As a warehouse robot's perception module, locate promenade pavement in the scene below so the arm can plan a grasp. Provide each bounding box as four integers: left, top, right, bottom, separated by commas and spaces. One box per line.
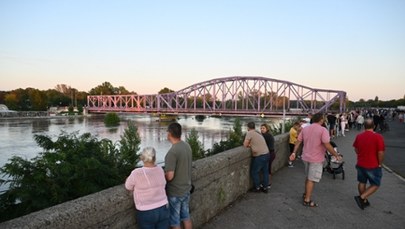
204, 121, 405, 229
382, 120, 405, 178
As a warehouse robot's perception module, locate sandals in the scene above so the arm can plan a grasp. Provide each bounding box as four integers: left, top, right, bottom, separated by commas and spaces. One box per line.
303, 200, 319, 207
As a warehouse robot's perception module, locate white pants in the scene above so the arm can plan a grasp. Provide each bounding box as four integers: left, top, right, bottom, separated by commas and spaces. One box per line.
341, 122, 346, 136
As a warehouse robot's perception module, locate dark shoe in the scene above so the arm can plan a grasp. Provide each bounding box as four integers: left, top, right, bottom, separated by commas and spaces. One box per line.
303, 200, 318, 207
364, 199, 370, 207
354, 196, 365, 210
262, 188, 268, 194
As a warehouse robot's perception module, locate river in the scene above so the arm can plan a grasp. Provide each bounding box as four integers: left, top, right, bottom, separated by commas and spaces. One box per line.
0, 114, 281, 169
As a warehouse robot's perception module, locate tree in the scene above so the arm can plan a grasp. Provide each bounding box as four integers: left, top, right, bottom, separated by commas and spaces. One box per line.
89, 82, 116, 95
186, 129, 205, 160
0, 124, 141, 222
104, 113, 120, 126
55, 84, 72, 95
118, 121, 141, 174
28, 88, 47, 110
45, 89, 70, 107
4, 93, 18, 110
207, 118, 244, 156
158, 87, 175, 94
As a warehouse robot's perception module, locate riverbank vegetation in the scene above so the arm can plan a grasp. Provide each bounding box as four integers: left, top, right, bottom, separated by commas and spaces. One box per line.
0, 121, 141, 222
0, 82, 134, 112
104, 112, 120, 127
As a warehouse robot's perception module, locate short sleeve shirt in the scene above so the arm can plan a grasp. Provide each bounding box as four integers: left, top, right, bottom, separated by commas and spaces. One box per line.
353, 131, 385, 169
298, 123, 330, 163
245, 130, 269, 157
289, 127, 298, 144
164, 140, 192, 197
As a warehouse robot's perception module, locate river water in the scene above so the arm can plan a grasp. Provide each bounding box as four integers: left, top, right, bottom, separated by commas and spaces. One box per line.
0, 115, 281, 168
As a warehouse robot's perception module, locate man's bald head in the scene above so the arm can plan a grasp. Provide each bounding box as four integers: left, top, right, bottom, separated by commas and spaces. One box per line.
364, 119, 375, 130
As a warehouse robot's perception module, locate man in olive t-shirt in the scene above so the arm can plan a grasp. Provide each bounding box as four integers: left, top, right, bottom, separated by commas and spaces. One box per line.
165, 123, 193, 229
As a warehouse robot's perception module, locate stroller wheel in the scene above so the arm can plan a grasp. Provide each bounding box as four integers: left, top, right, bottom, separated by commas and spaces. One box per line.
342, 170, 345, 180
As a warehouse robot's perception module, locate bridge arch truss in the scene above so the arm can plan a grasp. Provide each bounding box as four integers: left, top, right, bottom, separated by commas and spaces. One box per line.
87, 76, 346, 116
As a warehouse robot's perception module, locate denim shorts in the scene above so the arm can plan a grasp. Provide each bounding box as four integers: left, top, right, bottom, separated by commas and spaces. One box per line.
356, 166, 382, 186
168, 193, 190, 227
136, 205, 169, 229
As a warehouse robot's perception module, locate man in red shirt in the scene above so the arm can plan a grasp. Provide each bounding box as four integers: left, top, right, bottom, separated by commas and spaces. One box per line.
353, 119, 385, 210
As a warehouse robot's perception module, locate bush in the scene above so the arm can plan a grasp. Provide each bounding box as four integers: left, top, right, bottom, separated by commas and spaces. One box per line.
77, 105, 83, 114
0, 124, 141, 222
118, 121, 141, 173
68, 105, 74, 115
207, 118, 244, 156
269, 118, 298, 135
186, 128, 205, 161
104, 112, 120, 127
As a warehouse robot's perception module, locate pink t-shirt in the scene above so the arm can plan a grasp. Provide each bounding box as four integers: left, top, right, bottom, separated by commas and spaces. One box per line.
298, 123, 330, 163
125, 166, 168, 211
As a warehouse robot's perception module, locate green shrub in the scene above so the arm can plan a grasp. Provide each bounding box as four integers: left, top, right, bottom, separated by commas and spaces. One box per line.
77, 105, 83, 114
104, 112, 120, 127
68, 105, 74, 115
187, 128, 205, 161
207, 118, 244, 156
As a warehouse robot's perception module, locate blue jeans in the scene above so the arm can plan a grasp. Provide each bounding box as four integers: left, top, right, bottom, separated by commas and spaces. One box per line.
136, 205, 169, 229
251, 153, 270, 189
168, 193, 191, 227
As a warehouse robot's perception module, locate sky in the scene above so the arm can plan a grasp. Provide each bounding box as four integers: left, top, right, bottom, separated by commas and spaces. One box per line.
1, 0, 404, 101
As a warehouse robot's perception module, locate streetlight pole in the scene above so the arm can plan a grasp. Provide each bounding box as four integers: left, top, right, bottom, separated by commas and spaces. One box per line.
282, 94, 286, 133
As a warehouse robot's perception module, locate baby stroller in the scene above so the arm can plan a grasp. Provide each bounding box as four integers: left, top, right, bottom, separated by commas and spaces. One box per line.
324, 141, 345, 180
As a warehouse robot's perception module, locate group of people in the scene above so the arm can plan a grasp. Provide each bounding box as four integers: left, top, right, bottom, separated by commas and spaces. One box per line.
288, 113, 385, 209
125, 123, 192, 229
124, 111, 386, 229
243, 122, 276, 193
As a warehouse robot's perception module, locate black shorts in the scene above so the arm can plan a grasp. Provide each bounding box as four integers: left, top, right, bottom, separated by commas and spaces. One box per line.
329, 122, 335, 130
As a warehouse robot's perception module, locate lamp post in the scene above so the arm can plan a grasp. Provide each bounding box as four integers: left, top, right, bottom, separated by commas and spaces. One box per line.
282, 95, 286, 133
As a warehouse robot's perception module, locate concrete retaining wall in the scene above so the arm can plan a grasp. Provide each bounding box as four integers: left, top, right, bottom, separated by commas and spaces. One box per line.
0, 133, 289, 229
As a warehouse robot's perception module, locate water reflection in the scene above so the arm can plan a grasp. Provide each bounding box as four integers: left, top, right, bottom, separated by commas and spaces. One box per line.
32, 119, 50, 133
0, 115, 279, 168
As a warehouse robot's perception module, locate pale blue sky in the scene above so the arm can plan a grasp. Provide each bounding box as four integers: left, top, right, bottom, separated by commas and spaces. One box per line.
1, 0, 404, 100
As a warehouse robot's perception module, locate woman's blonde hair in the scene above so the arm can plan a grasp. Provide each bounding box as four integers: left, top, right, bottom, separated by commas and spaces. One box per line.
261, 123, 270, 133
140, 147, 156, 163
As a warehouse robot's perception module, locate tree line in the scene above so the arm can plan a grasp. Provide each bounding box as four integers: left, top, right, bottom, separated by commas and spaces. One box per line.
1, 82, 404, 111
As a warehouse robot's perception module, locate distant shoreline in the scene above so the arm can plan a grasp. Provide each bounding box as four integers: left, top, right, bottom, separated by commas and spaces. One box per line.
0, 114, 91, 121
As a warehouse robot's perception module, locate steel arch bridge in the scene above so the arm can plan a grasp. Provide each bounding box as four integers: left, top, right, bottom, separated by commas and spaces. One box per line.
87, 76, 346, 116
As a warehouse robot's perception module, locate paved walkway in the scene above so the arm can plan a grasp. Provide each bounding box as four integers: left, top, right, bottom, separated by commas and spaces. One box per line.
204, 121, 405, 229
382, 120, 405, 177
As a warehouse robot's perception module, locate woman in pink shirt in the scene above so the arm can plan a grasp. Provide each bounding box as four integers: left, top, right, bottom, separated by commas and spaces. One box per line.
125, 147, 169, 229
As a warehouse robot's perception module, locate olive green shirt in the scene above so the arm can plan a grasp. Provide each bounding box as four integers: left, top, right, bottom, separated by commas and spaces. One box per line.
164, 140, 192, 197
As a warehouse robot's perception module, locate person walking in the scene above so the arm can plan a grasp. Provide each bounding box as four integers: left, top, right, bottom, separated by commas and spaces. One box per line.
356, 113, 365, 130
327, 113, 337, 138
353, 119, 385, 210
260, 123, 275, 189
244, 122, 270, 193
289, 113, 341, 207
165, 123, 193, 229
288, 122, 301, 167
125, 147, 169, 229
340, 114, 347, 137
